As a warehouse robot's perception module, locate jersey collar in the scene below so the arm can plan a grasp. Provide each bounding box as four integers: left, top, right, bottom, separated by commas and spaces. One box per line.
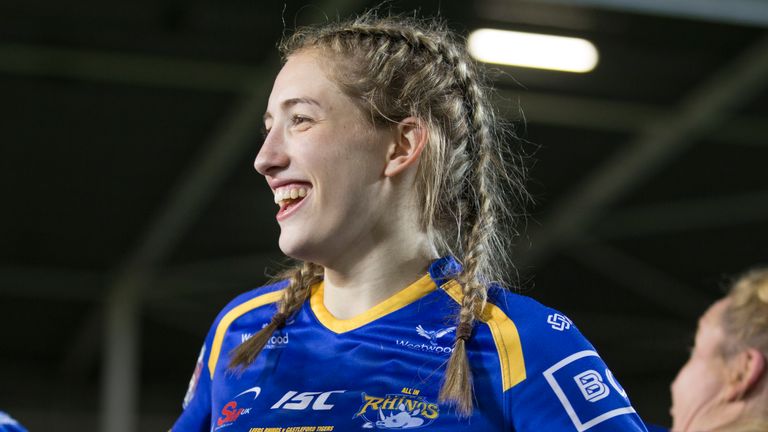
308, 257, 459, 334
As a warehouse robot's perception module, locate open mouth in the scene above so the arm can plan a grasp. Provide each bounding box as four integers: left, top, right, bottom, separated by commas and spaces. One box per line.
273, 185, 310, 220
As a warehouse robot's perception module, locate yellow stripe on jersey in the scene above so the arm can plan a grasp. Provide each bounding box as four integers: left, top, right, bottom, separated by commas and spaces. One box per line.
208, 289, 284, 379
310, 273, 437, 333
442, 280, 526, 391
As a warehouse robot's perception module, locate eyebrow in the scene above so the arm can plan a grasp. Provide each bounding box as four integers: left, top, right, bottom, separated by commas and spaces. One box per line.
263, 97, 322, 122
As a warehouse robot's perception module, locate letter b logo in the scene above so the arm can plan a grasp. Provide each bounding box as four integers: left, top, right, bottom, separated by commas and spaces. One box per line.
573, 370, 610, 402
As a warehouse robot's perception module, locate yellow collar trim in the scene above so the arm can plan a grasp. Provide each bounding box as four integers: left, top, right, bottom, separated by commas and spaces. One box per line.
309, 273, 437, 333
208, 289, 284, 379
442, 280, 526, 391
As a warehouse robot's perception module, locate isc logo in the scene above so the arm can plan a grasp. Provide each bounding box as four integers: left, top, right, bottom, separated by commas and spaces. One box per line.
271, 390, 346, 411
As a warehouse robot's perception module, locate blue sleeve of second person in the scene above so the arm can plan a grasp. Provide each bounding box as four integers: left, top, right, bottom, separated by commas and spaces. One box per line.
171, 333, 214, 431
0, 411, 28, 432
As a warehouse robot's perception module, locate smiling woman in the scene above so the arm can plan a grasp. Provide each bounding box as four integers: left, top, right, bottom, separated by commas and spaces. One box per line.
171, 12, 649, 432
256, 53, 398, 261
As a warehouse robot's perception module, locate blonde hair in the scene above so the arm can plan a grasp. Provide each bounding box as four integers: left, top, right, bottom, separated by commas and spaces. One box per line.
717, 268, 768, 427
230, 12, 528, 416
721, 268, 768, 360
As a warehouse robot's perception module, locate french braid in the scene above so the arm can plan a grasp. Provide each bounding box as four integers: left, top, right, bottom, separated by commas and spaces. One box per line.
236, 12, 528, 415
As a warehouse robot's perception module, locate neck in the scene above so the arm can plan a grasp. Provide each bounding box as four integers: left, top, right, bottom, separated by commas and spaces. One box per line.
321, 226, 435, 319
683, 400, 746, 432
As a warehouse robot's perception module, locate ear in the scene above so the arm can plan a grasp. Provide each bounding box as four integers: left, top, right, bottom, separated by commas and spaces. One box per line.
383, 117, 427, 178
724, 347, 766, 401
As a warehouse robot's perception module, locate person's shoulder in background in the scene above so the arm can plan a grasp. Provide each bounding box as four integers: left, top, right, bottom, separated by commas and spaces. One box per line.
0, 412, 28, 432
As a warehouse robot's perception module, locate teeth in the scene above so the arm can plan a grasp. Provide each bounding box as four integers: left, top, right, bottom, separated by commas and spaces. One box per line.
273, 187, 309, 205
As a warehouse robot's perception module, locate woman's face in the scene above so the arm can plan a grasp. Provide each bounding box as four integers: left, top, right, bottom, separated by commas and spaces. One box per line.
255, 51, 393, 265
670, 299, 730, 431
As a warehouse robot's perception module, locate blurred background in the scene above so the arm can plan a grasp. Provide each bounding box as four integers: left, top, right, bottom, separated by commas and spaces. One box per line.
1, 0, 767, 430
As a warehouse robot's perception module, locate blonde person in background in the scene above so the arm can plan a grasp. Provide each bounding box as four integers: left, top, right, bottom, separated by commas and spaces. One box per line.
671, 268, 768, 432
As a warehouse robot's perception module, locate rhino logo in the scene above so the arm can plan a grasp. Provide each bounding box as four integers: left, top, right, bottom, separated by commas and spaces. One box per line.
371, 403, 425, 429
356, 393, 439, 429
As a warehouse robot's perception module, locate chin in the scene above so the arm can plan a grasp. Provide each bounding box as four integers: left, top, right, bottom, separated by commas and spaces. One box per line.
278, 233, 322, 263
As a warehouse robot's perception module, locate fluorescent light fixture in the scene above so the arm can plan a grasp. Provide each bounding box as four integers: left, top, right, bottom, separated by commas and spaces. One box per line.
467, 28, 598, 73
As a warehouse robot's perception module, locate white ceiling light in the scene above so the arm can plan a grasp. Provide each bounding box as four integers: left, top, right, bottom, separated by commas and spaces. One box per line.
467, 28, 599, 73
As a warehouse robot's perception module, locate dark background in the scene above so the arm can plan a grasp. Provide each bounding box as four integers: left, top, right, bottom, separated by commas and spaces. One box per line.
1, 0, 767, 430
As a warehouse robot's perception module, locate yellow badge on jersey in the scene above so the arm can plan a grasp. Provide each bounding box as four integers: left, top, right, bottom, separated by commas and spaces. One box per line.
354, 391, 439, 429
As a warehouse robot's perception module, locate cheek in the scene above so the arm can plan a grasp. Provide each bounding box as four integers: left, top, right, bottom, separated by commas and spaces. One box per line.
671, 362, 694, 402
672, 358, 724, 407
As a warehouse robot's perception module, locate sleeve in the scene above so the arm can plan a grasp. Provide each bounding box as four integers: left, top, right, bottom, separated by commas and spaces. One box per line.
0, 412, 28, 432
507, 308, 649, 432
171, 325, 216, 432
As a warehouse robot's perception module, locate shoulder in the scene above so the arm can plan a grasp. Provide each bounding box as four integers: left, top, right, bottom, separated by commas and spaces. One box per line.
483, 286, 604, 380
204, 280, 288, 375
486, 285, 591, 355
211, 279, 288, 327
0, 412, 27, 432
444, 281, 592, 360
440, 281, 593, 390
484, 287, 647, 431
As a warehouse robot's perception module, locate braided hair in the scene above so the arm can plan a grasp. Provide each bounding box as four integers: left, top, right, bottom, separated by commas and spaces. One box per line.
230, 12, 528, 416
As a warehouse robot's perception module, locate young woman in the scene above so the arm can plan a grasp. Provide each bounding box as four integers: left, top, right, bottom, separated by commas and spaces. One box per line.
173, 13, 648, 431
670, 269, 768, 432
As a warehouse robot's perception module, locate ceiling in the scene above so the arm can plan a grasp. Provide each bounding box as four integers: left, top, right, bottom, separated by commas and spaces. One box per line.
1, 0, 767, 430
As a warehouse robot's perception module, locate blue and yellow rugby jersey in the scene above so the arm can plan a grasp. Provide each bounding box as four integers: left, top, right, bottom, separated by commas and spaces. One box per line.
173, 257, 648, 431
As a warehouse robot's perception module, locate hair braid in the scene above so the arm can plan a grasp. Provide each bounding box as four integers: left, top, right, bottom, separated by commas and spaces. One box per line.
438, 48, 504, 415
228, 262, 323, 369
333, 20, 512, 415
278, 12, 530, 417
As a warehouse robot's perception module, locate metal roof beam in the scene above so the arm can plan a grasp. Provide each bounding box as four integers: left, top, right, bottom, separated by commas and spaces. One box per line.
2, 43, 766, 146
516, 35, 768, 267
564, 237, 712, 319
595, 190, 768, 239
532, 0, 768, 27
0, 43, 264, 92
495, 91, 768, 146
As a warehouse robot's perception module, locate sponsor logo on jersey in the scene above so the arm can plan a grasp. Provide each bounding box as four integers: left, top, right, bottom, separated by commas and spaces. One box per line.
241, 320, 292, 349
215, 386, 261, 430
355, 392, 439, 429
547, 313, 572, 331
394, 325, 455, 354
415, 325, 456, 346
183, 344, 206, 408
574, 370, 610, 402
543, 350, 635, 432
271, 390, 346, 411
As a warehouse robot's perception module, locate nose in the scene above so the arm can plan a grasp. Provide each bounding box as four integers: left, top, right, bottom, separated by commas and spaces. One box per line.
254, 128, 289, 176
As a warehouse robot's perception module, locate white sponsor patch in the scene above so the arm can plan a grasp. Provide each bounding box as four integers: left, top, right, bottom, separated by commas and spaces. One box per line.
543, 350, 635, 432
